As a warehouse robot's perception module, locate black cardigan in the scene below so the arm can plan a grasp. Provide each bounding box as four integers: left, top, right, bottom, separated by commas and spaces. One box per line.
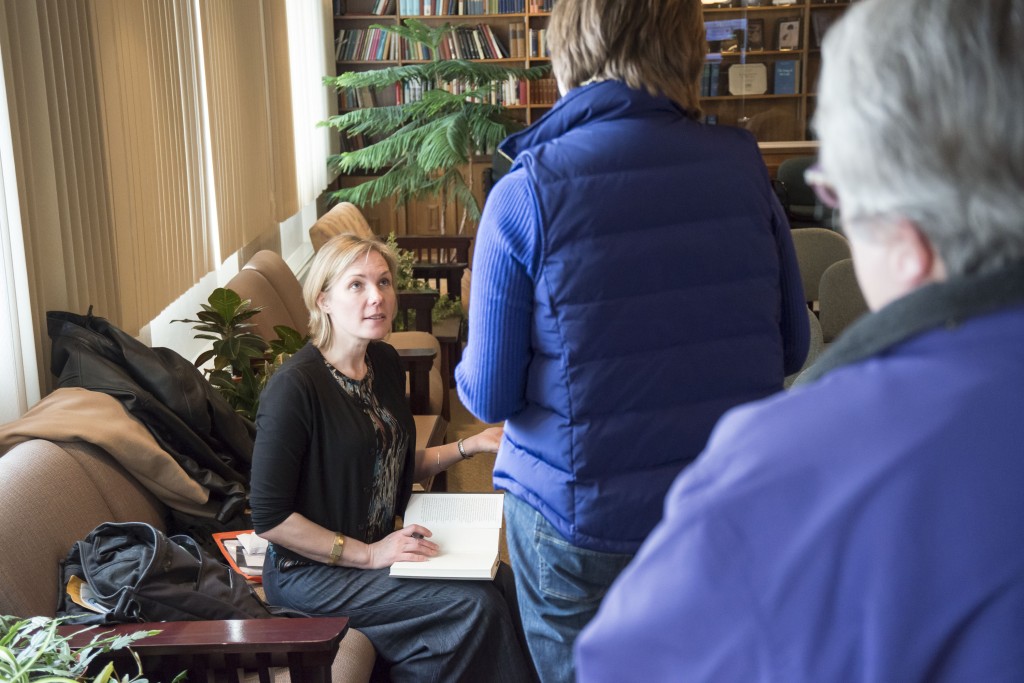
249, 341, 416, 562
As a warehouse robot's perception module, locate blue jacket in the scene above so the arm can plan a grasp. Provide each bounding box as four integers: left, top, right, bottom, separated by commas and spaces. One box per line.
576, 263, 1024, 680
456, 81, 808, 553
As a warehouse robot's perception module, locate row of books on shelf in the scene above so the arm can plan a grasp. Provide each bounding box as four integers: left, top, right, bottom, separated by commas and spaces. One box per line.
337, 27, 401, 61
531, 77, 558, 106
701, 59, 801, 97
528, 27, 549, 58
336, 24, 510, 61
332, 0, 393, 15
491, 24, 550, 59
334, 0, 555, 17
444, 24, 509, 60
398, 0, 528, 14
343, 76, 557, 111
394, 76, 528, 106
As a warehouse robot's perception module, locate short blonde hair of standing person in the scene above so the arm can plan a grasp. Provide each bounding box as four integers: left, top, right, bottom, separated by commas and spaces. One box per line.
547, 0, 706, 117
303, 233, 398, 349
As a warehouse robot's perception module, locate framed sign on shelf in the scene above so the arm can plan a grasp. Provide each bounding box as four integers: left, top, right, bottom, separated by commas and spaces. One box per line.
746, 18, 765, 50
776, 16, 802, 51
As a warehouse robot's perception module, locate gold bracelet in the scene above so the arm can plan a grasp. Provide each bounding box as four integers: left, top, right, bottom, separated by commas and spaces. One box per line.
327, 532, 345, 566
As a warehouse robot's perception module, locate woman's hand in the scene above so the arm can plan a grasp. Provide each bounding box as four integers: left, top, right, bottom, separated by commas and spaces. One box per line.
364, 524, 439, 569
463, 426, 504, 456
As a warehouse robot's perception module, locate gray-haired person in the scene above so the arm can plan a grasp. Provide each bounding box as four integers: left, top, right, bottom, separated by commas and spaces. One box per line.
576, 0, 1024, 680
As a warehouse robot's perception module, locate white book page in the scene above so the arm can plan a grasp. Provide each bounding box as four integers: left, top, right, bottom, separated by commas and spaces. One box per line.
391, 493, 504, 579
403, 492, 504, 529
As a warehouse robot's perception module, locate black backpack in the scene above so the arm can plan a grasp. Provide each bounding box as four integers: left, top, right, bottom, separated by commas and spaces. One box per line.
59, 522, 271, 624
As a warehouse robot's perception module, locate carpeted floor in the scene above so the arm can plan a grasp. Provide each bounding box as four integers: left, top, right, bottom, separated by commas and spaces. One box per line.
444, 388, 501, 494
442, 388, 510, 563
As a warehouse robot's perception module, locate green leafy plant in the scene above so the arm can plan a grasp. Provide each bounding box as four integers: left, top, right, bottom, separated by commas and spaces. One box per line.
323, 19, 548, 234
174, 288, 308, 421
431, 293, 464, 324
0, 615, 180, 683
386, 232, 428, 292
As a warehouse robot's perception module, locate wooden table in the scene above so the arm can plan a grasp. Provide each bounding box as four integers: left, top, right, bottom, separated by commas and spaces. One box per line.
61, 617, 349, 683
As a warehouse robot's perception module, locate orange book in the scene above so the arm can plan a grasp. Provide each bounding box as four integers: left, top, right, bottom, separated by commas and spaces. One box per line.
212, 530, 266, 583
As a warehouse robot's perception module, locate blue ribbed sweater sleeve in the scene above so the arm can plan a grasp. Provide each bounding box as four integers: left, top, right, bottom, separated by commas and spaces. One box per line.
455, 169, 539, 424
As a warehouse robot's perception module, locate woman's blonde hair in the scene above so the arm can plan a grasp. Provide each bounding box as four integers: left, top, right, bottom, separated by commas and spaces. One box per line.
303, 233, 398, 348
548, 0, 706, 116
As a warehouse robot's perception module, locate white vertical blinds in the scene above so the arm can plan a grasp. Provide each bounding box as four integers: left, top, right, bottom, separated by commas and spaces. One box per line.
197, 0, 278, 257
0, 23, 41, 422
90, 0, 212, 333
0, 0, 332, 407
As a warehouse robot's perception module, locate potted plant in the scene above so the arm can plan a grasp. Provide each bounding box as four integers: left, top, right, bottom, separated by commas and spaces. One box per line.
173, 288, 307, 421
323, 19, 549, 234
0, 615, 176, 683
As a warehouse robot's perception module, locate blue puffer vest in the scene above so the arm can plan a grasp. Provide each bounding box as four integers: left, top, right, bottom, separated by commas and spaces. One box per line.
494, 81, 797, 553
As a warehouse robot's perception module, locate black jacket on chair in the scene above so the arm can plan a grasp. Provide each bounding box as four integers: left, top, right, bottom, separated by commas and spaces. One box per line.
47, 309, 253, 524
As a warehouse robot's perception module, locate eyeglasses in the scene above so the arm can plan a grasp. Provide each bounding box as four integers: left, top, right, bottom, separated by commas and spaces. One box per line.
803, 163, 840, 210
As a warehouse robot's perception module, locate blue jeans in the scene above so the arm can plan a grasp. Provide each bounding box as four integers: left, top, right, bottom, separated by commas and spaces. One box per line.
503, 493, 634, 683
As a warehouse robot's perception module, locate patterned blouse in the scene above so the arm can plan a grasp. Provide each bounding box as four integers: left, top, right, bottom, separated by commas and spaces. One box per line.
325, 356, 409, 541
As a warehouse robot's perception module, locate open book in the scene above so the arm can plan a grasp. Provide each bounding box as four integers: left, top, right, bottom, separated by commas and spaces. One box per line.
390, 492, 504, 580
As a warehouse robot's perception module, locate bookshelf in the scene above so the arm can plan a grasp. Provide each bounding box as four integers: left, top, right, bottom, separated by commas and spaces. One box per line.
700, 0, 856, 141
331, 0, 557, 235
333, 1, 557, 126
330, 0, 853, 235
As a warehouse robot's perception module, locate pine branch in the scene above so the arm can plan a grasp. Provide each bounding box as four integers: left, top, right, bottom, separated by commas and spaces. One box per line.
325, 61, 549, 91
444, 169, 483, 221
321, 105, 416, 136
322, 18, 550, 228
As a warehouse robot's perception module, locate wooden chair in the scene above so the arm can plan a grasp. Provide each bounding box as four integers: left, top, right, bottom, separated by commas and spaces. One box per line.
395, 290, 439, 334
393, 235, 472, 299
393, 236, 471, 386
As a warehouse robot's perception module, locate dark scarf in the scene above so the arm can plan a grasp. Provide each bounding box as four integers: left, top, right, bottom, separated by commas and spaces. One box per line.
795, 261, 1024, 385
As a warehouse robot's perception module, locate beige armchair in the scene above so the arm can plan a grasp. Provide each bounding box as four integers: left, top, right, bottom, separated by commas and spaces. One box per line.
309, 202, 375, 252
225, 250, 309, 342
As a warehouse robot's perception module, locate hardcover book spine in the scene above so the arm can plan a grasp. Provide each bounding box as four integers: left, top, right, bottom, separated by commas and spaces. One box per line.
773, 59, 800, 94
